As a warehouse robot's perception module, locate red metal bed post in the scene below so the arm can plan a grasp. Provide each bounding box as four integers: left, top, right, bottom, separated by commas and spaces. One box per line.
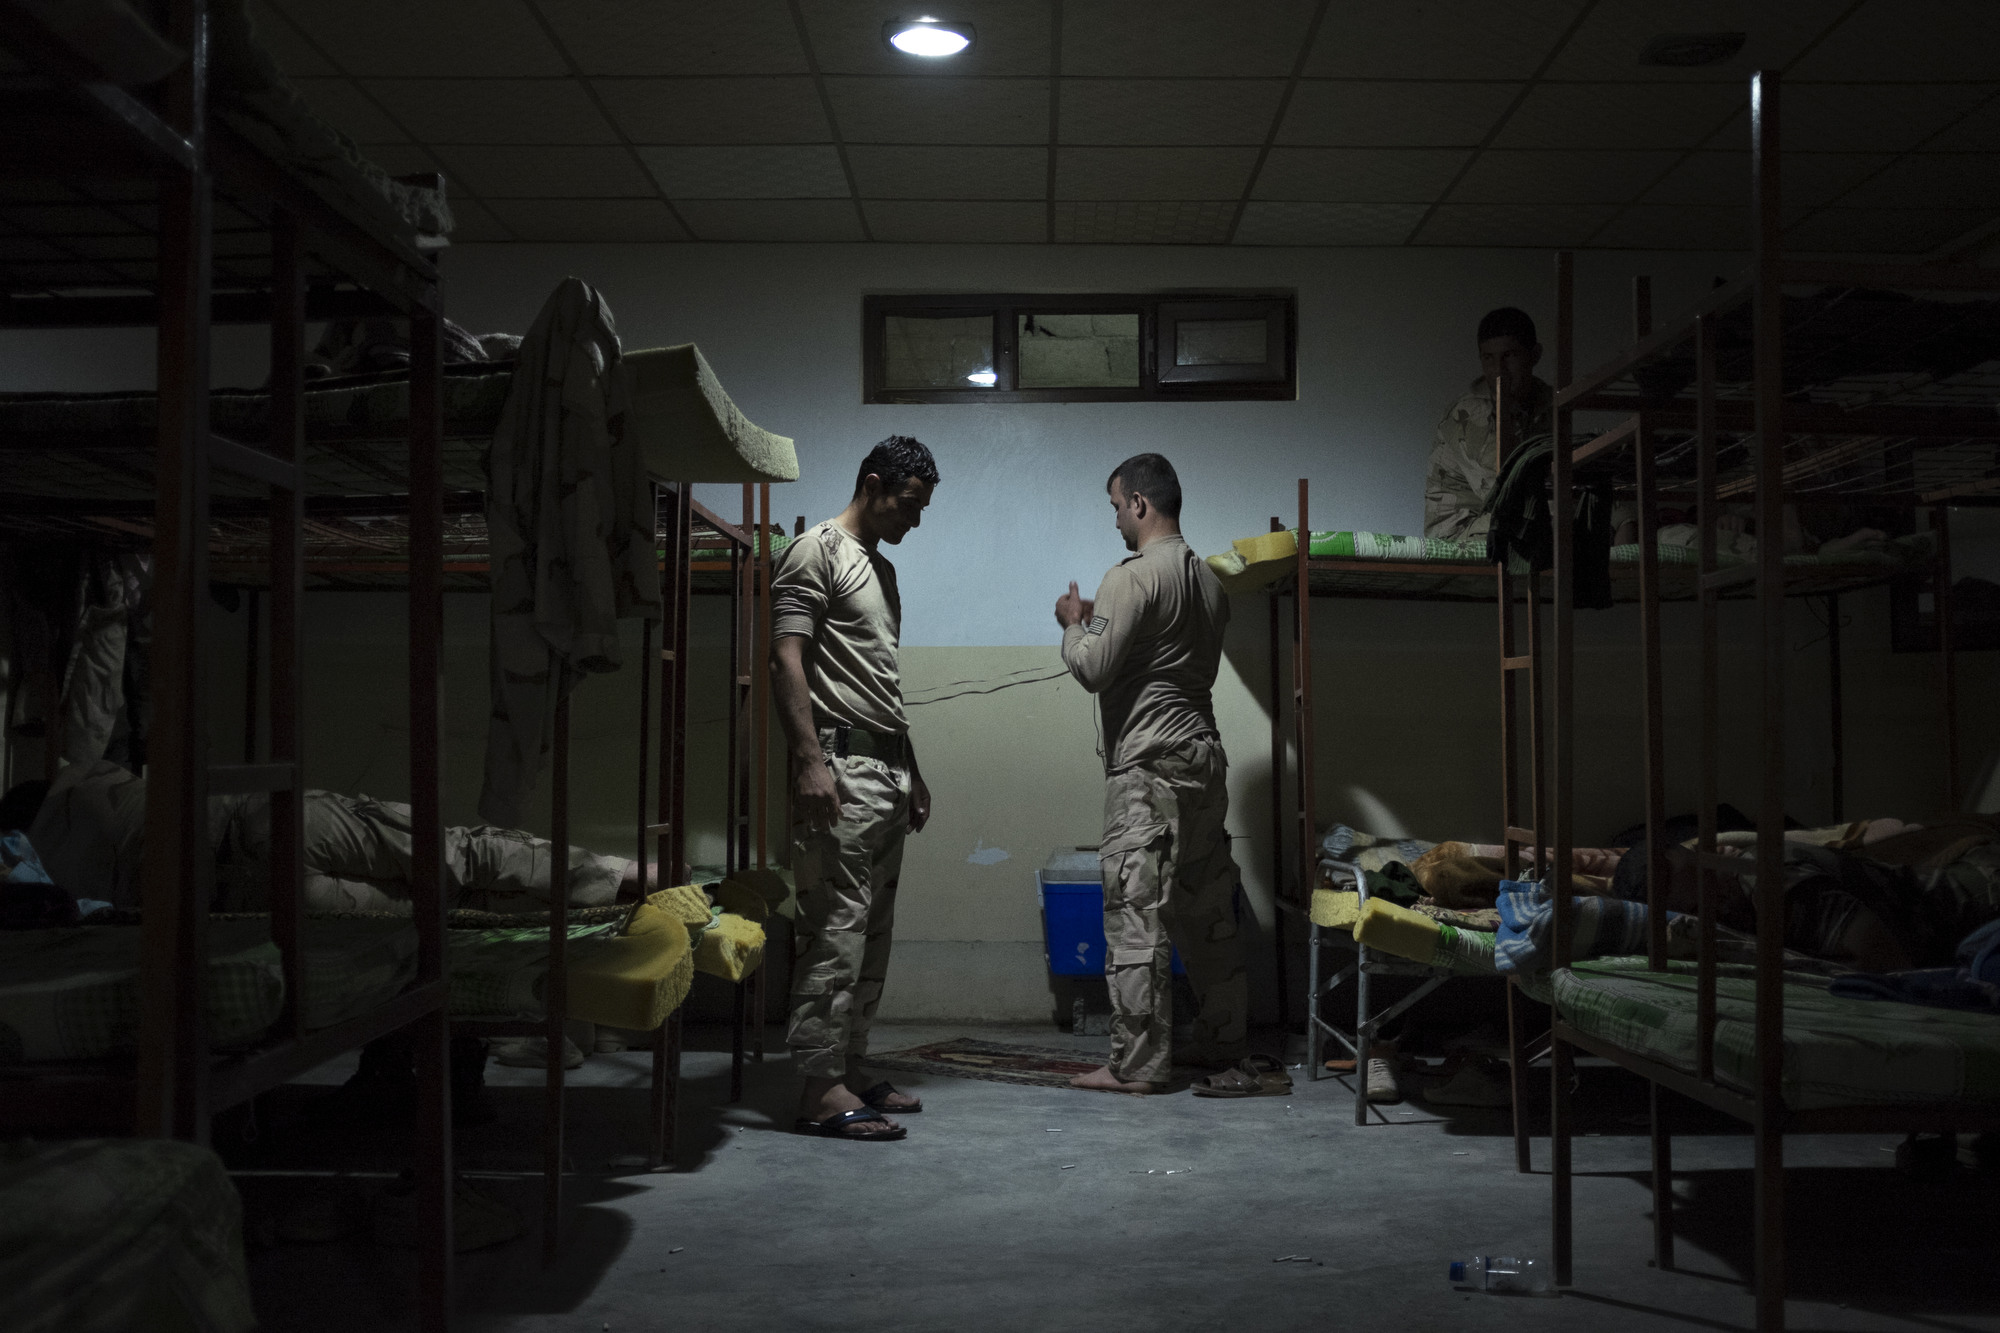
135, 0, 213, 1143
1549, 248, 1577, 1288
1495, 380, 1536, 1175
728, 484, 752, 1102
1267, 517, 1290, 1033
1695, 315, 1720, 1088
1633, 276, 1675, 1273
408, 300, 454, 1325
269, 211, 305, 1046
1750, 68, 1790, 1332
754, 481, 773, 1058
1292, 481, 1314, 923
644, 483, 674, 1172
1934, 506, 1959, 809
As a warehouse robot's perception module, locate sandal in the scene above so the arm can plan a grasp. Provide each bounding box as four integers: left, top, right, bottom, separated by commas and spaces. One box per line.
859, 1081, 922, 1114
794, 1107, 907, 1141
1191, 1054, 1294, 1099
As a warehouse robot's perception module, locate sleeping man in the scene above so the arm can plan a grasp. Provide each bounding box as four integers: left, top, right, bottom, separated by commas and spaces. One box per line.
8, 760, 640, 916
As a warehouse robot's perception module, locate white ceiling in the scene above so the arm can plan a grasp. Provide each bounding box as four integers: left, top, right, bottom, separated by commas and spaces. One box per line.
251, 0, 2000, 252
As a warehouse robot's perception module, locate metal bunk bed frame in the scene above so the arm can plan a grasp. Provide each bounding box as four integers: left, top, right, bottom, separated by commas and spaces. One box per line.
0, 1, 452, 1326
1531, 70, 2000, 1332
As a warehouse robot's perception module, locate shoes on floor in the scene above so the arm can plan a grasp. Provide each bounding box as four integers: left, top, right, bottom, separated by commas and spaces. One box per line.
1364, 1045, 1402, 1103
490, 1036, 586, 1070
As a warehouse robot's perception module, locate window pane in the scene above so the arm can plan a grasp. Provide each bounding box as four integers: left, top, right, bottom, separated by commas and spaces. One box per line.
1175, 317, 1268, 367
883, 313, 995, 389
1018, 312, 1140, 388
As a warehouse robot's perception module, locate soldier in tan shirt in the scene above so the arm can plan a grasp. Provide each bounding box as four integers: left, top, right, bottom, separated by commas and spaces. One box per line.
1055, 453, 1248, 1094
772, 435, 937, 1141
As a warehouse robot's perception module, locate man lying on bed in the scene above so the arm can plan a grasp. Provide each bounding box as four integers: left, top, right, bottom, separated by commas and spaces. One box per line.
5, 759, 645, 917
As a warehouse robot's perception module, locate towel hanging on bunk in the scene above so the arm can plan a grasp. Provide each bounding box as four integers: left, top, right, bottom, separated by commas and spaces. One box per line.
1482, 433, 1615, 611
479, 277, 660, 828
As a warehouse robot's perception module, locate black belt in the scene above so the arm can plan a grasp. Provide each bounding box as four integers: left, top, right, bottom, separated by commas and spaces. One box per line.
818, 723, 907, 765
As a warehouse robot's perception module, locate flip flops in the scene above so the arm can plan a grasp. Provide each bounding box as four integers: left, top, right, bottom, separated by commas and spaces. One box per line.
1191, 1054, 1294, 1098
794, 1107, 907, 1141
859, 1081, 922, 1114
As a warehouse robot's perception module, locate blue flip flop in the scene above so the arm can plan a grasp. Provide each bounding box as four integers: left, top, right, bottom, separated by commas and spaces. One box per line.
860, 1081, 923, 1114
795, 1107, 907, 1140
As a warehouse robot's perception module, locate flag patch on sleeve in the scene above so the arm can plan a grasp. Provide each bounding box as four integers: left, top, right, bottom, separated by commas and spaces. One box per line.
1087, 615, 1109, 635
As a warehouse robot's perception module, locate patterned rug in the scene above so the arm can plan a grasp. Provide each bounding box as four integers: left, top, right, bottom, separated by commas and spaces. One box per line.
859, 1038, 1107, 1089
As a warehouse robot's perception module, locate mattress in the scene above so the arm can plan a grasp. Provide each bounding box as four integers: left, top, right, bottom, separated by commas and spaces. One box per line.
1553, 956, 2000, 1110
692, 913, 766, 984
0, 903, 694, 1064
0, 1138, 255, 1333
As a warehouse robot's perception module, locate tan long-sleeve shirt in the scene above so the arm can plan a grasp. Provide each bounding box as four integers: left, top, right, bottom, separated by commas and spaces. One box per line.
1061, 535, 1230, 772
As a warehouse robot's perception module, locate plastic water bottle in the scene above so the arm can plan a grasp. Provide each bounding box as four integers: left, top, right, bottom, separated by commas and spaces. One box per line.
1449, 1255, 1552, 1295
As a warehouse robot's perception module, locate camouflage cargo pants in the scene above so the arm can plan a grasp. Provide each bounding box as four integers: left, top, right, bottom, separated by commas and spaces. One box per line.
211, 791, 632, 914
1101, 737, 1247, 1085
787, 741, 910, 1080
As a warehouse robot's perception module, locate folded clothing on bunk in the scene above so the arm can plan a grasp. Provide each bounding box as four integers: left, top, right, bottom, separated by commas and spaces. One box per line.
1493, 882, 1693, 975
1483, 434, 1616, 610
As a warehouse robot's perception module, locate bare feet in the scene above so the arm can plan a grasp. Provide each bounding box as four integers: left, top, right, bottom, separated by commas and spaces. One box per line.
800, 1076, 902, 1138
1069, 1065, 1158, 1095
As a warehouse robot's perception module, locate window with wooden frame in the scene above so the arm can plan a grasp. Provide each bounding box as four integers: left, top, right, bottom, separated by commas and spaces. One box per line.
862, 292, 1296, 404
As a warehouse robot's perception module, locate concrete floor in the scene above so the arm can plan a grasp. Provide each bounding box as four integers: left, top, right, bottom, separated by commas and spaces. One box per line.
234, 1023, 2000, 1332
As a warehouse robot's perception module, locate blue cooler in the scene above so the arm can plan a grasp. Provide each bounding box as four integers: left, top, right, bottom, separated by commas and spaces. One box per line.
1038, 849, 1185, 977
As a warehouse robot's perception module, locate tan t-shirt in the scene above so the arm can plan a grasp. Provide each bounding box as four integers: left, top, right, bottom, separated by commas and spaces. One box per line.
1060, 534, 1229, 771
770, 520, 907, 735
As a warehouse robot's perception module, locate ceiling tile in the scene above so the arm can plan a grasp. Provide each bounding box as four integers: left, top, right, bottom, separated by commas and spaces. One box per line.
1054, 147, 1258, 201
595, 77, 829, 143
828, 77, 1050, 144
1541, 0, 1852, 82
862, 201, 1047, 242
803, 0, 1054, 77
290, 78, 411, 143
676, 199, 865, 241
483, 199, 690, 242
245, 2, 338, 76
1925, 94, 2000, 153
846, 146, 1047, 199
1062, 0, 1321, 77
364, 79, 617, 144
350, 144, 444, 178
1054, 200, 1236, 244
638, 145, 849, 198
1840, 155, 2000, 211
1056, 79, 1285, 146
269, 0, 567, 76
445, 199, 515, 242
1770, 83, 1995, 155
1452, 149, 1680, 203
1234, 202, 1426, 245
1413, 203, 1619, 246
1639, 151, 1895, 210
1304, 0, 1582, 79
433, 146, 656, 199
1494, 82, 1743, 150
1590, 204, 1747, 250
1784, 207, 1995, 255
1252, 148, 1470, 202
537, 0, 807, 76
1790, 0, 2000, 80
1278, 82, 1521, 147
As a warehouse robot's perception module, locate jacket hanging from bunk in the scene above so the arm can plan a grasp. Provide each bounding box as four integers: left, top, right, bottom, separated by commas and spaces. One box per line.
479, 277, 660, 828
1481, 432, 1615, 611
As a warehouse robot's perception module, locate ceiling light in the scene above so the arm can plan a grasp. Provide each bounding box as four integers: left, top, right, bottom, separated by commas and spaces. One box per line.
965, 369, 998, 386
885, 18, 973, 58
1638, 31, 1746, 67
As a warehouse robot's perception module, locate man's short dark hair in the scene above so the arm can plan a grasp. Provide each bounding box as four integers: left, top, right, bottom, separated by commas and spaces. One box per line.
1107, 453, 1182, 520
1477, 306, 1538, 348
854, 435, 940, 497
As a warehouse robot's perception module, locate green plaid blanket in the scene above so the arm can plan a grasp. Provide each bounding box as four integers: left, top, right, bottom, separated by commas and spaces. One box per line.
1553, 956, 2000, 1110
446, 919, 628, 1020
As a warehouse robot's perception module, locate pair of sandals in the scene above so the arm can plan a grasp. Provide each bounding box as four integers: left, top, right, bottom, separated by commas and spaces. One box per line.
1190, 1054, 1293, 1098
795, 1082, 922, 1141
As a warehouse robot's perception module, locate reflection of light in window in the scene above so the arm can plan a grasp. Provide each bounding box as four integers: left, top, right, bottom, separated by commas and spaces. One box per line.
888, 20, 972, 57
965, 369, 998, 385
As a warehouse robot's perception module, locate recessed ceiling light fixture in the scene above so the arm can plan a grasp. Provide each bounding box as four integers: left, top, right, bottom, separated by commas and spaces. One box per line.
885, 17, 973, 58
1638, 31, 1746, 67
